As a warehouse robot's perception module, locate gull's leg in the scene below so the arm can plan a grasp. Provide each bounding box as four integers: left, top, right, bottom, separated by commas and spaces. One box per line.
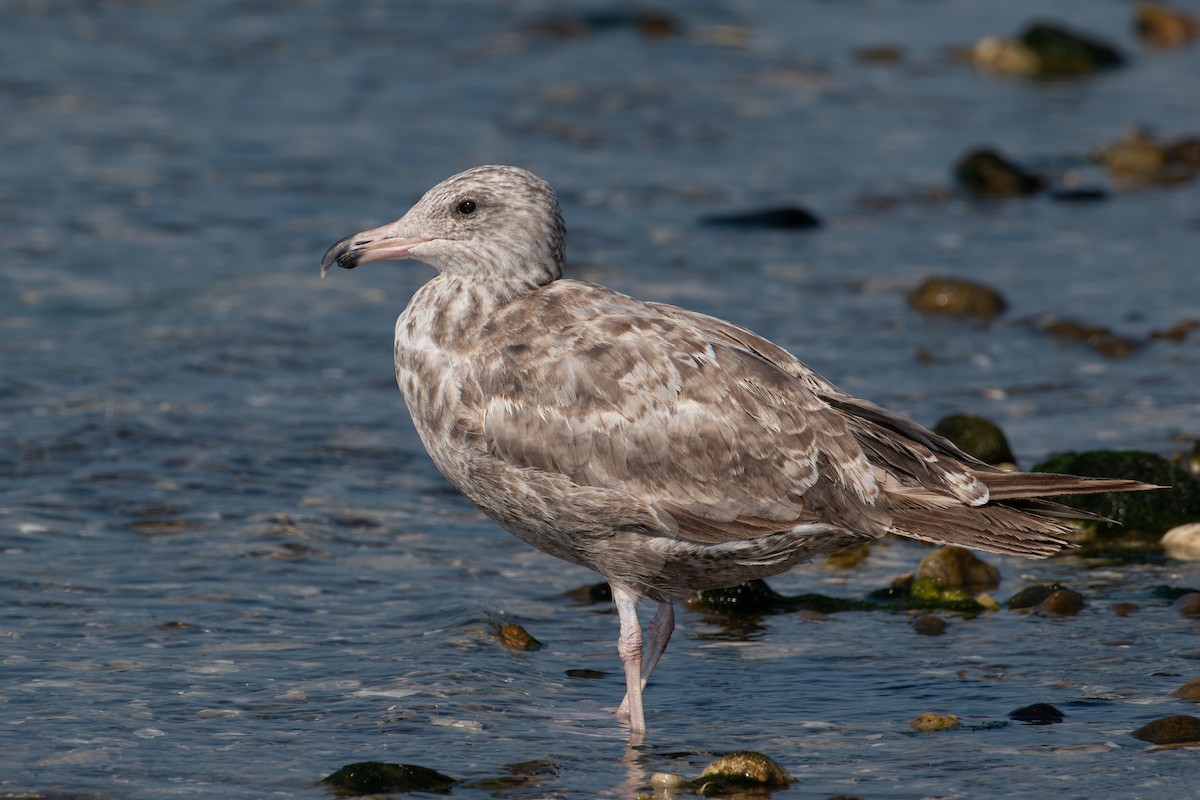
617, 601, 674, 717
610, 584, 646, 734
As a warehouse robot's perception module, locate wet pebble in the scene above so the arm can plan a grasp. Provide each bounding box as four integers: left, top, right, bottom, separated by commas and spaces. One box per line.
911, 712, 960, 731
1007, 583, 1069, 609
932, 414, 1016, 466
321, 762, 457, 795
917, 546, 1000, 590
1131, 714, 1200, 745
1114, 602, 1141, 617
565, 668, 607, 679
1162, 523, 1200, 561
1171, 592, 1200, 618
954, 149, 1044, 197
907, 276, 1007, 318
1136, 3, 1200, 48
1021, 22, 1126, 77
695, 751, 793, 794
1092, 127, 1200, 186
528, 10, 682, 39
1009, 703, 1066, 724
700, 206, 821, 230
913, 615, 948, 636
1039, 588, 1086, 616
650, 772, 688, 789
495, 623, 543, 651
1173, 678, 1200, 701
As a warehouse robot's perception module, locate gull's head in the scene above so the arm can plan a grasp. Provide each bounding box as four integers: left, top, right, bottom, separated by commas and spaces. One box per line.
321, 165, 565, 289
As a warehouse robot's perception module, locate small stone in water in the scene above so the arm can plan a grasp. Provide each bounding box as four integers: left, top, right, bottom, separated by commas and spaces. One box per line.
1172, 593, 1200, 618
932, 414, 1016, 466
1172, 678, 1200, 701
954, 149, 1044, 198
907, 276, 1008, 318
495, 623, 543, 651
695, 751, 794, 793
1162, 523, 1200, 561
913, 615, 948, 636
1113, 602, 1140, 617
565, 668, 607, 679
911, 712, 960, 731
1007, 583, 1069, 609
1131, 714, 1200, 745
1009, 703, 1066, 724
321, 762, 457, 795
1039, 588, 1086, 616
700, 206, 822, 230
651, 772, 688, 789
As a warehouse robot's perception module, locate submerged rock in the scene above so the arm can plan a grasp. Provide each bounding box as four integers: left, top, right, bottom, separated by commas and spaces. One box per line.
1136, 3, 1200, 48
1032, 316, 1137, 358
908, 277, 1008, 319
700, 206, 821, 230
911, 712, 960, 731
954, 149, 1044, 197
528, 10, 682, 39
322, 762, 456, 795
918, 546, 1001, 589
1131, 715, 1200, 745
1092, 127, 1200, 186
913, 615, 948, 636
972, 21, 1125, 78
1009, 703, 1066, 724
695, 751, 794, 795
932, 414, 1016, 466
1007, 584, 1071, 609
687, 579, 872, 614
1033, 450, 1200, 533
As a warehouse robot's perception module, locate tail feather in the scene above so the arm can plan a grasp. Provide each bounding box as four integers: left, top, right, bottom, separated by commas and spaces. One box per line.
979, 470, 1160, 501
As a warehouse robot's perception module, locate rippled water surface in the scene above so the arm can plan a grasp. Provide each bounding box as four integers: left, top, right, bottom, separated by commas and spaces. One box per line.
3, 1, 1200, 797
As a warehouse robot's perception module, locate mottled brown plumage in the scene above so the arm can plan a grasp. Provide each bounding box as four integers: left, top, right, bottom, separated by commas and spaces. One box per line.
321, 165, 1154, 736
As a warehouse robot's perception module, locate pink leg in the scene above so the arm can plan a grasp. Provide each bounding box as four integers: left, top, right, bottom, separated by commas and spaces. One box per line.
610, 585, 646, 734
617, 601, 675, 718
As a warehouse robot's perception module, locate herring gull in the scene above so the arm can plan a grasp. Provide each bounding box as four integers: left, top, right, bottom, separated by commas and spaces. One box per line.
321, 165, 1154, 736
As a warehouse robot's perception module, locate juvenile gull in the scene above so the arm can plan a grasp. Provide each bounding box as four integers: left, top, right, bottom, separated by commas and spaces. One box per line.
321, 165, 1153, 736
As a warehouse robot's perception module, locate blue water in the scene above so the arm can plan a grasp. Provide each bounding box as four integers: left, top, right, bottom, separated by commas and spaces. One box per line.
3, 1, 1199, 797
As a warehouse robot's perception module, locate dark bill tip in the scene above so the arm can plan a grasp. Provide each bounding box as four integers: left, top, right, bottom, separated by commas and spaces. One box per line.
319, 236, 362, 277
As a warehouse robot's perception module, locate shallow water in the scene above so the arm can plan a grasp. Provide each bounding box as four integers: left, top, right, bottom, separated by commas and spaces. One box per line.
3, 1, 1200, 797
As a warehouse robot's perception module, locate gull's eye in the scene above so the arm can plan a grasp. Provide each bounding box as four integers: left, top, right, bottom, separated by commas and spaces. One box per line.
457, 199, 477, 215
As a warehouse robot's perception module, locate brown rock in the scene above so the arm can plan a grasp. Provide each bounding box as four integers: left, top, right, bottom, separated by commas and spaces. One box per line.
918, 545, 1001, 589
696, 751, 793, 793
1172, 678, 1200, 701
908, 276, 1008, 318
911, 712, 960, 731
1039, 588, 1086, 616
495, 623, 543, 651
1131, 714, 1200, 744
1172, 592, 1200, 618
913, 615, 948, 636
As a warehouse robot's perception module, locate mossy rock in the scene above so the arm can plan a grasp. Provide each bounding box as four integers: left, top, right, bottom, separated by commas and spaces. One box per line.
694, 751, 793, 795
933, 414, 1015, 465
1032, 450, 1200, 533
1018, 22, 1125, 77
908, 277, 1008, 318
322, 762, 456, 795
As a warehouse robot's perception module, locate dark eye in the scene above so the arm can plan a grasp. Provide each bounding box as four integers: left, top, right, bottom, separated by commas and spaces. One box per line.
457, 199, 476, 215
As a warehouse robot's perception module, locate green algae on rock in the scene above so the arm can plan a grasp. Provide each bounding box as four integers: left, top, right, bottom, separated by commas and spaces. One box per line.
1032, 450, 1198, 533
695, 751, 794, 795
1131, 715, 1200, 745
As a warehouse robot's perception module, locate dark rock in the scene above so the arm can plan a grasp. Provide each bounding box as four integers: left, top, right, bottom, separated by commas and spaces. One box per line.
913, 615, 948, 636
918, 546, 1001, 589
1048, 186, 1109, 202
1009, 703, 1066, 724
1039, 588, 1086, 615
495, 623, 543, 651
855, 44, 905, 64
1032, 450, 1200, 534
1007, 583, 1069, 609
1167, 137, 1200, 168
908, 277, 1008, 319
1173, 678, 1200, 701
565, 582, 611, 604
932, 414, 1015, 465
687, 579, 872, 614
529, 10, 682, 39
1172, 592, 1200, 617
694, 751, 793, 795
955, 149, 1044, 197
1114, 602, 1141, 616
1018, 22, 1126, 77
322, 762, 456, 795
1131, 714, 1200, 744
910, 712, 960, 731
565, 668, 607, 679
1172, 440, 1200, 479
701, 206, 821, 230
1032, 316, 1137, 358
